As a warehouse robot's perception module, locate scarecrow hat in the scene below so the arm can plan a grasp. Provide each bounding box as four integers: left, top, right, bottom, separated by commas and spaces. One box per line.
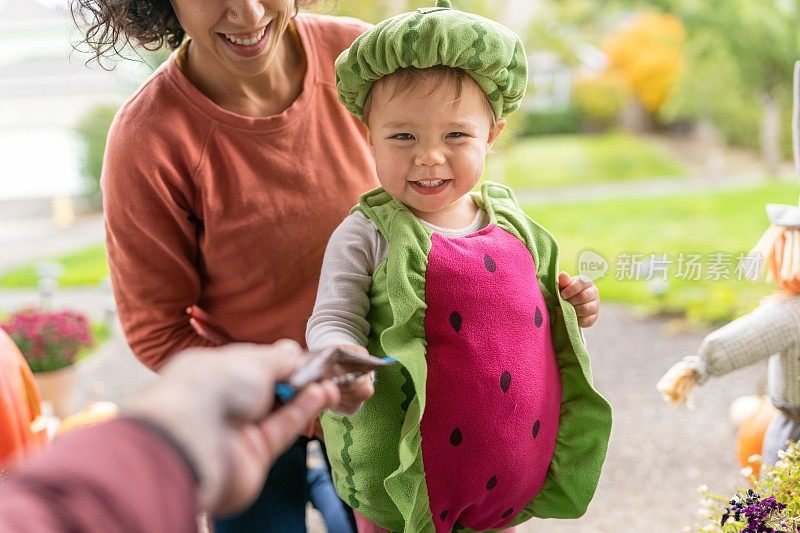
334, 0, 528, 121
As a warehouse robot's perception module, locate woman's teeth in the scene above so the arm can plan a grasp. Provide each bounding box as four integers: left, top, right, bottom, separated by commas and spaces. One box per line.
223, 28, 266, 46
415, 179, 445, 187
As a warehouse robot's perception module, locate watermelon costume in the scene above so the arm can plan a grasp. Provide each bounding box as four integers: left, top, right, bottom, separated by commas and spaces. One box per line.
320, 182, 612, 532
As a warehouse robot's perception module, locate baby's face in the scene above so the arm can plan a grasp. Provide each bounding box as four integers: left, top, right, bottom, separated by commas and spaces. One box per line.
366, 76, 503, 219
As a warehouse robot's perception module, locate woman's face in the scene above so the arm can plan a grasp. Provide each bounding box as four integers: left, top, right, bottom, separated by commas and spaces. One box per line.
170, 0, 295, 79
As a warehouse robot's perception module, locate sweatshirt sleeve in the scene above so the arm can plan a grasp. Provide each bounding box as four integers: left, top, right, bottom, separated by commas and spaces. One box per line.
306, 212, 383, 349
0, 419, 199, 533
102, 109, 215, 371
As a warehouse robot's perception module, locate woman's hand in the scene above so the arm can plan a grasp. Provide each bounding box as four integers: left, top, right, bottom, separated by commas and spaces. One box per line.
558, 272, 600, 328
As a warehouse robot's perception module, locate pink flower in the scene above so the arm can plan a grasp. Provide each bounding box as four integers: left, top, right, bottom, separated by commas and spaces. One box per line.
1, 308, 94, 372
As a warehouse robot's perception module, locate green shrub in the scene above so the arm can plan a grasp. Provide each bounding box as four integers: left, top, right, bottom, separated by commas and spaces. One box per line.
518, 106, 583, 137
75, 105, 117, 202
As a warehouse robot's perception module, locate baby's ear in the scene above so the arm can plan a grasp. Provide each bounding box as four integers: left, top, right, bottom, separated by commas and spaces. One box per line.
487, 119, 507, 147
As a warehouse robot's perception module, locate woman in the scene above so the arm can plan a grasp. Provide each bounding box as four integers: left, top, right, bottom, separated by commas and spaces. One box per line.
72, 0, 376, 530
71, 0, 600, 530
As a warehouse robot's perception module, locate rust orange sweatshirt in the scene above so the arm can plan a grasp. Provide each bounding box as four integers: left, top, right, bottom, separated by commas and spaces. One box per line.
102, 14, 377, 370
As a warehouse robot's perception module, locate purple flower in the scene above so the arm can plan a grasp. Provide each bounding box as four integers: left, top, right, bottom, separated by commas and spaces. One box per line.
721, 492, 791, 533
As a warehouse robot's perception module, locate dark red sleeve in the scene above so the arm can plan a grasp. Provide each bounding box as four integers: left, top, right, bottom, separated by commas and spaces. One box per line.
0, 419, 199, 533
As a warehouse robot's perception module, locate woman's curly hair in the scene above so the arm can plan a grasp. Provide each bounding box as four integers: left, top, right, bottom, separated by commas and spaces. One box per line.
71, 0, 318, 65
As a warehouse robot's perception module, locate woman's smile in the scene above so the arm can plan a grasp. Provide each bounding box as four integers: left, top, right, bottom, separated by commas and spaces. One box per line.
218, 21, 273, 58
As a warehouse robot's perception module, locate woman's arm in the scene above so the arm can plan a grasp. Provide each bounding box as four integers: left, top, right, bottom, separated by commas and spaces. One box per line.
103, 113, 214, 371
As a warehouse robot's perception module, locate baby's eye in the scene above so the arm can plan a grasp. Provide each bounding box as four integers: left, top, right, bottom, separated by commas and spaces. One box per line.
391, 133, 414, 141
446, 131, 468, 139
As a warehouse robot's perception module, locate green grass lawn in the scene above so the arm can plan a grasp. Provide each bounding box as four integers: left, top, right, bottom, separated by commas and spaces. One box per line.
500, 133, 686, 189
0, 244, 108, 288
1, 181, 795, 325
525, 182, 799, 325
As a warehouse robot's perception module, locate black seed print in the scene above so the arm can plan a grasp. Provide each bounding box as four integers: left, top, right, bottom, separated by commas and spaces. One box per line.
534, 307, 543, 328
486, 475, 498, 490
440, 510, 449, 521
501, 508, 514, 519
532, 420, 541, 439
500, 371, 511, 393
483, 254, 497, 272
450, 311, 462, 333
450, 427, 463, 446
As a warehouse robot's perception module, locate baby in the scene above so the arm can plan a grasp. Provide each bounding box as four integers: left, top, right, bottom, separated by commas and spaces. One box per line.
307, 2, 612, 532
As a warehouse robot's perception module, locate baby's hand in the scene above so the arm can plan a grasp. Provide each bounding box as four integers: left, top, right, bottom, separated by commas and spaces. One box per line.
558, 272, 599, 327
331, 344, 375, 415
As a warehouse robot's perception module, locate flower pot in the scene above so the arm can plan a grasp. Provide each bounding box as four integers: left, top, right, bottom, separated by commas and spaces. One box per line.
33, 365, 76, 419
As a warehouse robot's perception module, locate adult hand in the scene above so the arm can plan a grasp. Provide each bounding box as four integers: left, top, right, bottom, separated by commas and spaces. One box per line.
124, 341, 340, 515
558, 272, 600, 327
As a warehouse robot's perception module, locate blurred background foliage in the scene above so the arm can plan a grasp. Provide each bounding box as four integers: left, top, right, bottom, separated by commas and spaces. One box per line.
601, 12, 683, 114
75, 105, 117, 206
77, 0, 800, 190
63, 0, 800, 324
309, 0, 800, 166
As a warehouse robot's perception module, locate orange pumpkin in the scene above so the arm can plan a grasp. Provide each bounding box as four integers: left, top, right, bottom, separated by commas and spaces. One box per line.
736, 396, 778, 478
0, 328, 48, 465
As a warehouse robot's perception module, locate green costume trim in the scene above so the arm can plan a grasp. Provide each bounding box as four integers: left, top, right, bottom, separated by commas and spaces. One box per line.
321, 182, 612, 532
334, 1, 527, 120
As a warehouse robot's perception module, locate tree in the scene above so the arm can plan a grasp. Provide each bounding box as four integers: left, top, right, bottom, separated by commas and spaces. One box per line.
312, 0, 506, 24
602, 12, 684, 114
644, 0, 800, 175
525, 0, 612, 67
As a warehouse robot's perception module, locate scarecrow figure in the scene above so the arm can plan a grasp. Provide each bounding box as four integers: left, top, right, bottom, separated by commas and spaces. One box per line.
658, 62, 800, 467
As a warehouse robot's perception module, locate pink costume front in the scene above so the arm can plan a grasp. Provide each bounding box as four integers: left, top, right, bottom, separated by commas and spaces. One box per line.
421, 226, 562, 531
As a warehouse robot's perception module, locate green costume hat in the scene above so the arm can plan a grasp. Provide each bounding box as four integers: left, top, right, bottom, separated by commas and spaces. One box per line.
335, 0, 528, 120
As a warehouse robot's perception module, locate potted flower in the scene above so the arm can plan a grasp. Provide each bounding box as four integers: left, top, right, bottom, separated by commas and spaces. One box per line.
694, 441, 800, 532
0, 309, 94, 418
